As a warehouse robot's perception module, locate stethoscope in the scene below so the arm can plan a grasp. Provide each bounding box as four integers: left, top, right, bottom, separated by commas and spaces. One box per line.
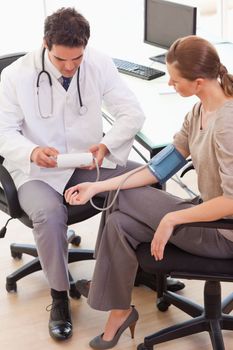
36, 47, 88, 118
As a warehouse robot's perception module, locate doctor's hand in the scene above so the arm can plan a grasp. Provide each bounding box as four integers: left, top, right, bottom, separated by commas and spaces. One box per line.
151, 214, 175, 261
65, 182, 98, 205
88, 143, 109, 170
31, 146, 59, 168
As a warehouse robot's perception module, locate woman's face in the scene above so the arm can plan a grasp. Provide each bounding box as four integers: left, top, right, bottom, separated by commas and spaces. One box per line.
167, 63, 199, 97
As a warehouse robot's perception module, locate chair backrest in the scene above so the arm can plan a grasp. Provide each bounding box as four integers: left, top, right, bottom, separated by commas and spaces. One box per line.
0, 52, 26, 76
0, 52, 30, 224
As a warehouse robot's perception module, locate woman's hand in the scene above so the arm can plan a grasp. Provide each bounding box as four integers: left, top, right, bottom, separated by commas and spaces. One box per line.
151, 215, 175, 261
64, 182, 97, 205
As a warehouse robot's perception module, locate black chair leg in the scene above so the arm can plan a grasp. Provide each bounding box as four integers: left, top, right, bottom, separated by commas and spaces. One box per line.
139, 316, 208, 348
138, 280, 232, 350
10, 243, 38, 259
221, 314, 233, 330
221, 292, 233, 314
68, 271, 81, 299
6, 247, 94, 295
137, 316, 228, 350
67, 248, 94, 263
134, 267, 185, 292
160, 290, 203, 317
209, 320, 225, 350
6, 257, 41, 292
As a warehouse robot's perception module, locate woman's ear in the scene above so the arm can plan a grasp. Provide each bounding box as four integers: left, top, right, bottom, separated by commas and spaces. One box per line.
195, 78, 205, 92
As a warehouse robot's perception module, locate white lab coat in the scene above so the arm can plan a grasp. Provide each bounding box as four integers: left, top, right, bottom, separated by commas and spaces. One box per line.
0, 47, 145, 194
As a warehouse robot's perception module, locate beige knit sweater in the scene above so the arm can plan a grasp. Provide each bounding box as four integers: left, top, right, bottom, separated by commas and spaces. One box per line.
173, 100, 233, 242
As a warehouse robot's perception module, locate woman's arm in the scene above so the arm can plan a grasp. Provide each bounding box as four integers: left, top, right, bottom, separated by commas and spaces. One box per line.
65, 144, 189, 205
151, 195, 233, 261
65, 165, 156, 205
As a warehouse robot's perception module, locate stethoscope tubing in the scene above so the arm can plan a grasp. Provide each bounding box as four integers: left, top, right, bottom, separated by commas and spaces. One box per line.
37, 47, 87, 118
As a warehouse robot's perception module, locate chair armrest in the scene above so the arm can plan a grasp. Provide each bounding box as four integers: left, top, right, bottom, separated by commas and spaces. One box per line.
178, 218, 233, 230
180, 160, 194, 178
0, 163, 23, 218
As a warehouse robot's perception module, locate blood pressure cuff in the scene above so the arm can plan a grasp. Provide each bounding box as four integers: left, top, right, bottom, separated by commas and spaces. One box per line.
147, 144, 187, 184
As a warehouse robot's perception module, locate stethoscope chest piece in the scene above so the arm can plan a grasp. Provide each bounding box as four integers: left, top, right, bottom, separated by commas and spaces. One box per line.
79, 105, 88, 115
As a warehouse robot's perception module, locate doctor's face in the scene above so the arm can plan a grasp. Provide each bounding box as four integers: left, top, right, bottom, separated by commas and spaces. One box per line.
46, 44, 85, 78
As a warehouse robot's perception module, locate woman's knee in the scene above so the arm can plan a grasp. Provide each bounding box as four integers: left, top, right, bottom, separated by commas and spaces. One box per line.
105, 211, 123, 233
104, 211, 138, 241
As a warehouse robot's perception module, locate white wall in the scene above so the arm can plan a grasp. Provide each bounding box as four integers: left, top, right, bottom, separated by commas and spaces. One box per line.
0, 0, 232, 56
0, 0, 44, 55
44, 0, 144, 57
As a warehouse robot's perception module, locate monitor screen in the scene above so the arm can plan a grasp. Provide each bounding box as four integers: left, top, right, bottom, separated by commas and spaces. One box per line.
144, 0, 197, 63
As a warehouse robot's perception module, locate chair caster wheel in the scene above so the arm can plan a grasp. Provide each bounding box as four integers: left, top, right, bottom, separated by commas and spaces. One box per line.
69, 289, 81, 299
137, 343, 153, 350
6, 280, 17, 293
11, 251, 22, 259
157, 297, 170, 312
70, 235, 81, 246
69, 282, 81, 299
67, 229, 81, 246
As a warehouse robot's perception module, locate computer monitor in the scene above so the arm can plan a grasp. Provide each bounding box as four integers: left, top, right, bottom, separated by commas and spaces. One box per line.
144, 0, 197, 64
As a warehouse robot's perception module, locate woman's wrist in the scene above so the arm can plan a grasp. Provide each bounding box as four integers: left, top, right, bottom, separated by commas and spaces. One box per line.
161, 212, 179, 228
93, 181, 105, 195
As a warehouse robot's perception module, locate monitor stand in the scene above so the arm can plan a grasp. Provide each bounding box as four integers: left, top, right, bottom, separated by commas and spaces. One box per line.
149, 53, 166, 64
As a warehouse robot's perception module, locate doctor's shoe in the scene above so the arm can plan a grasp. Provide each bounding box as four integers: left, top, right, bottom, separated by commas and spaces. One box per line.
47, 298, 72, 341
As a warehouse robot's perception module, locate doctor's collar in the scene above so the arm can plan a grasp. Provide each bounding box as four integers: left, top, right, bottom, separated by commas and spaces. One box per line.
44, 48, 61, 80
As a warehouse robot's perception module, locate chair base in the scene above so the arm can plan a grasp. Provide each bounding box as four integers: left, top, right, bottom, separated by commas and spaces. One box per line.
6, 243, 94, 298
7, 243, 185, 297
138, 280, 233, 350
134, 266, 185, 292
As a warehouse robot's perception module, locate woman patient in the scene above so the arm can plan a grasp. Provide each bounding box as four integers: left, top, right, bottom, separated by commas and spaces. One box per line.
65, 36, 233, 349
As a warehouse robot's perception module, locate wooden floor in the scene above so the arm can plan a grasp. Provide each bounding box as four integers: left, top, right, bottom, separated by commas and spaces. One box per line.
0, 171, 233, 350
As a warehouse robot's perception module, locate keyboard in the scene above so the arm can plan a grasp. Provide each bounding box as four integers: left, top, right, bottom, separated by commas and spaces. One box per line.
113, 58, 165, 80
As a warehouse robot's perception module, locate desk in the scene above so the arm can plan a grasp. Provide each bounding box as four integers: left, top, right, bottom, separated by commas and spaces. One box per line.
103, 75, 196, 157
102, 41, 197, 157
117, 73, 196, 153
100, 40, 198, 156
103, 42, 233, 157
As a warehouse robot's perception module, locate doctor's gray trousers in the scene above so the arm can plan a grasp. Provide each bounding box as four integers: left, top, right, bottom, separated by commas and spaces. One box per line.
17, 161, 139, 291
87, 187, 233, 311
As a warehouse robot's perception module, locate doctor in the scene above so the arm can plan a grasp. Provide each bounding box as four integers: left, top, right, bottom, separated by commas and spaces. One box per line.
0, 7, 145, 341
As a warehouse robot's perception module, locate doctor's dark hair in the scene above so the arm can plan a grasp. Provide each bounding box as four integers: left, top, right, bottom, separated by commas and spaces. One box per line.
44, 7, 90, 50
166, 35, 233, 97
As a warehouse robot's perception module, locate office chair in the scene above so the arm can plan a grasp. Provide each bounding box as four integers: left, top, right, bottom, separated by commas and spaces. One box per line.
0, 52, 104, 298
136, 218, 233, 350
0, 153, 104, 297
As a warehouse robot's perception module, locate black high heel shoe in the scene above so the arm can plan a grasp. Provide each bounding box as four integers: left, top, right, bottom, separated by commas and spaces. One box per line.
89, 306, 139, 349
